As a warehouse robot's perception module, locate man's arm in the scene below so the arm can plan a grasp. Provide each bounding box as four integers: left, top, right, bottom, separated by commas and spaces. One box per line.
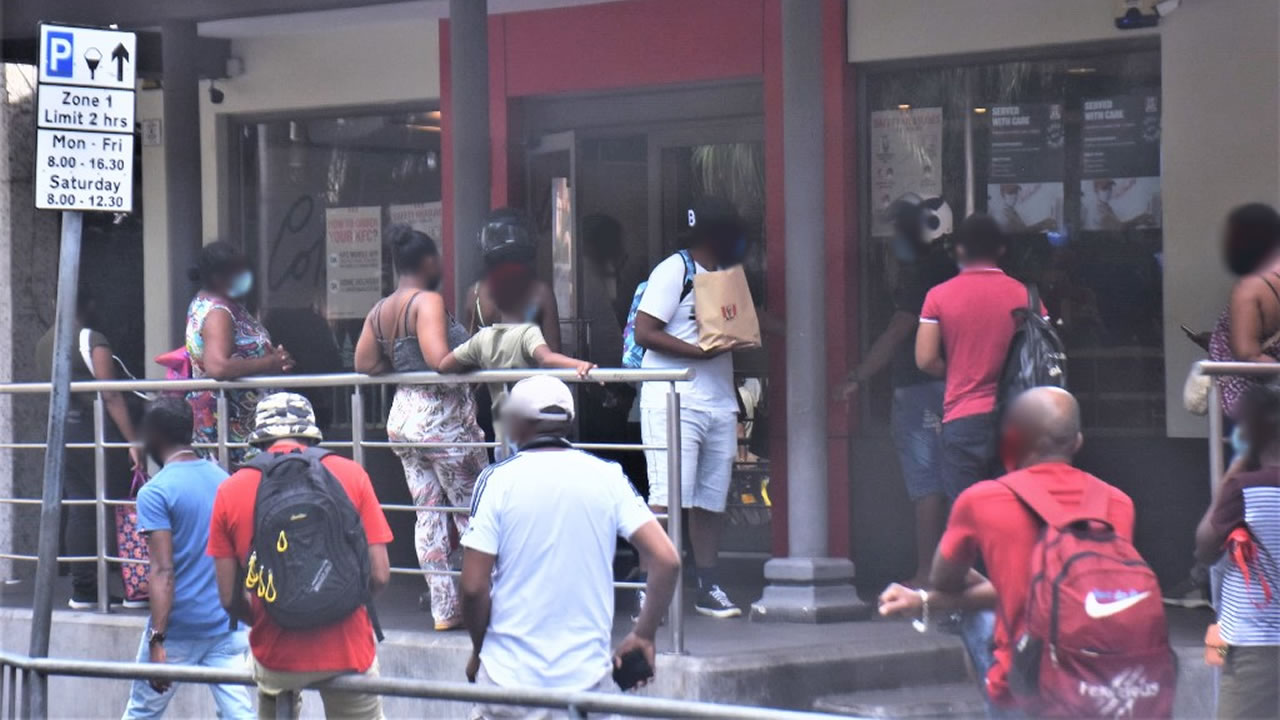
368, 543, 390, 595
214, 556, 251, 622
915, 321, 945, 377
634, 312, 720, 360
145, 531, 175, 636
879, 570, 996, 620
532, 345, 596, 379
842, 310, 916, 397
627, 521, 680, 641
461, 548, 495, 682
1195, 468, 1245, 563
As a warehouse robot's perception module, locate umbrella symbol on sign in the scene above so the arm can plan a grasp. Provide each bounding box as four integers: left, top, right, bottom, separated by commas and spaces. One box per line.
84, 48, 102, 79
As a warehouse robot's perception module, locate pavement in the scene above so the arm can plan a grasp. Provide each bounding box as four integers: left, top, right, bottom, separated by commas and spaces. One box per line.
0, 572, 1217, 718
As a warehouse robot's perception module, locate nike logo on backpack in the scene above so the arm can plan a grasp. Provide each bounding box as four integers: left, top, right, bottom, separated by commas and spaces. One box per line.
1084, 591, 1150, 619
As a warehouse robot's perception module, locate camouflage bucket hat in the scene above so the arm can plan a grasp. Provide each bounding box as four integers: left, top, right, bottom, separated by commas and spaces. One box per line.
247, 392, 323, 445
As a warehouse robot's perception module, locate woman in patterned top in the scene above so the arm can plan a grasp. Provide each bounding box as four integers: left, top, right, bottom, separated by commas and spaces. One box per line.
355, 225, 486, 631
185, 241, 294, 466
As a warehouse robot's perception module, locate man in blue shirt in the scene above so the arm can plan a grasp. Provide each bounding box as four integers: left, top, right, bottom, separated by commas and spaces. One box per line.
123, 398, 254, 719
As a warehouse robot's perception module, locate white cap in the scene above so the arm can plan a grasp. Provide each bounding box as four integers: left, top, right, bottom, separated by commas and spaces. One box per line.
500, 375, 575, 422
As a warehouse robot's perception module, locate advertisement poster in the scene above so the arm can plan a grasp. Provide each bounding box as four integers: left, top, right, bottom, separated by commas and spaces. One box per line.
325, 206, 382, 320
1080, 94, 1162, 231
870, 107, 943, 236
986, 103, 1064, 233
389, 201, 443, 242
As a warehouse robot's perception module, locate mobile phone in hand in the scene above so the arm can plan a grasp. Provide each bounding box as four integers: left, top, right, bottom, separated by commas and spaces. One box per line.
612, 648, 653, 691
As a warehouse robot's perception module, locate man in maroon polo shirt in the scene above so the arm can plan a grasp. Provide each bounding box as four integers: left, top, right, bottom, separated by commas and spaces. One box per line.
916, 214, 1040, 498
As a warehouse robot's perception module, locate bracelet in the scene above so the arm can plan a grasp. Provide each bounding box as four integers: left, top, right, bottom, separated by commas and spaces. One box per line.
911, 589, 929, 633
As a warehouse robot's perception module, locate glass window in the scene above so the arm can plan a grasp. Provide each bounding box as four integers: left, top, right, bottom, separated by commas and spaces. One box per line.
859, 44, 1163, 433
232, 106, 442, 375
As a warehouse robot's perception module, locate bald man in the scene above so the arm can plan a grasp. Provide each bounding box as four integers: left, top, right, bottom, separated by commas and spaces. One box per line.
878, 388, 1136, 716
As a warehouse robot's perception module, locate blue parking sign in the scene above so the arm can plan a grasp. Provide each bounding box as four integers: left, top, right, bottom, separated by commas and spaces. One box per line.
45, 31, 74, 78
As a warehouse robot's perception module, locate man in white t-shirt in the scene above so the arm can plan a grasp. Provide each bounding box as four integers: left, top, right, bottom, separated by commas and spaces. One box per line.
460, 376, 680, 719
633, 197, 746, 619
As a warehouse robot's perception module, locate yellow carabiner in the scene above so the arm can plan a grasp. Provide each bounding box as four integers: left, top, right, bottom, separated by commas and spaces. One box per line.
264, 571, 277, 603
277, 530, 288, 553
245, 553, 259, 589
256, 577, 267, 598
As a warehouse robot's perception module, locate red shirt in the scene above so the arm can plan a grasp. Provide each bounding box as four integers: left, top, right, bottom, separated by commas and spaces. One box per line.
206, 441, 393, 673
920, 266, 1036, 422
937, 463, 1135, 706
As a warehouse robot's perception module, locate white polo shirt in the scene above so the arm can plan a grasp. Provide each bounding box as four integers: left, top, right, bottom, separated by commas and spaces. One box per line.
461, 445, 654, 690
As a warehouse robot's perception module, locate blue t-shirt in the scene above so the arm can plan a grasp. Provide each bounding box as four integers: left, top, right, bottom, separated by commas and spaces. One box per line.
135, 459, 231, 639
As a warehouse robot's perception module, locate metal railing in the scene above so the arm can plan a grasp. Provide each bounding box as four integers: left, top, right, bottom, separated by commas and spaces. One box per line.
0, 650, 844, 720
0, 369, 691, 650
1195, 360, 1280, 487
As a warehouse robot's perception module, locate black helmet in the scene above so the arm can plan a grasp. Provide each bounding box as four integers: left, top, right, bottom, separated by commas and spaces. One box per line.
480, 208, 537, 267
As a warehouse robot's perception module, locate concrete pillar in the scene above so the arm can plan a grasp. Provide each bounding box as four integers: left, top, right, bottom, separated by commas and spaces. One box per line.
449, 0, 490, 310
751, 0, 866, 623
161, 20, 203, 346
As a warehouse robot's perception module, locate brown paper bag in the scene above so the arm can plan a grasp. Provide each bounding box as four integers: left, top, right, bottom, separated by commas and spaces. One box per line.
694, 265, 762, 352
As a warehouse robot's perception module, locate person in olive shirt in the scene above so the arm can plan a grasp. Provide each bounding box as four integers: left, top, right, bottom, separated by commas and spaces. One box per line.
840, 198, 956, 588
35, 286, 144, 608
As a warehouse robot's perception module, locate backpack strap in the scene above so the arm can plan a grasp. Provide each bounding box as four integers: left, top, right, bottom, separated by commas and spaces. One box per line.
1026, 283, 1041, 315
677, 249, 696, 302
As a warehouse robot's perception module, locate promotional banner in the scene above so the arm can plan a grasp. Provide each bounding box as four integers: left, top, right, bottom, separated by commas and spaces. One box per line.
870, 107, 943, 236
986, 103, 1064, 233
389, 201, 443, 243
1080, 94, 1162, 231
325, 206, 382, 320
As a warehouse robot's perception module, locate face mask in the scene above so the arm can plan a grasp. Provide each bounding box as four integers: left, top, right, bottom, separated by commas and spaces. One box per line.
227, 270, 254, 299
1230, 424, 1250, 460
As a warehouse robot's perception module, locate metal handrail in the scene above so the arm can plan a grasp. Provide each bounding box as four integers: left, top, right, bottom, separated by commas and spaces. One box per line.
0, 651, 842, 720
1192, 360, 1280, 490
2, 368, 692, 667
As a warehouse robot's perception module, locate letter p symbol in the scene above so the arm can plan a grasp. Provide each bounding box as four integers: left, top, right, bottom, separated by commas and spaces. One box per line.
46, 32, 74, 78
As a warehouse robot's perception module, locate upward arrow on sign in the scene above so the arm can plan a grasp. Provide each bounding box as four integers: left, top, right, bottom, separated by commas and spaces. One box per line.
111, 43, 130, 83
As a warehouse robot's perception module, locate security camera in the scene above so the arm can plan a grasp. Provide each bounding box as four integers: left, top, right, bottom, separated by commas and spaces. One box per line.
208, 81, 224, 105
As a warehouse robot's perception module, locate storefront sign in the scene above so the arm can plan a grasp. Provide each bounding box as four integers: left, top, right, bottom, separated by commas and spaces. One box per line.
35, 23, 137, 213
1080, 94, 1162, 231
389, 202, 443, 243
870, 107, 942, 236
325, 206, 382, 320
986, 103, 1064, 233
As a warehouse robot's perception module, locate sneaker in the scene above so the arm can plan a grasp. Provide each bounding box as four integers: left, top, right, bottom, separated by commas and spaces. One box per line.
695, 584, 742, 619
1162, 577, 1211, 608
433, 616, 463, 632
67, 594, 123, 610
121, 598, 149, 610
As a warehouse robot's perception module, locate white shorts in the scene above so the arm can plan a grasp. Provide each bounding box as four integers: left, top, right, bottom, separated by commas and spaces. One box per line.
641, 407, 736, 513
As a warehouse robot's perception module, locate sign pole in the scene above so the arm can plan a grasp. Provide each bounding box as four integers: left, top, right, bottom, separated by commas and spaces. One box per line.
27, 210, 83, 719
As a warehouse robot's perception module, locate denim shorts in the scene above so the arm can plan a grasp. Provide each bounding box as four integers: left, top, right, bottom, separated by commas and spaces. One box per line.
891, 382, 945, 500
940, 412, 999, 499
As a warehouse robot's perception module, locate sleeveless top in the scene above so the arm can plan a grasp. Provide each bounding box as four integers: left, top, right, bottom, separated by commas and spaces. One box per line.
185, 293, 273, 464
372, 291, 468, 371
1209, 271, 1280, 419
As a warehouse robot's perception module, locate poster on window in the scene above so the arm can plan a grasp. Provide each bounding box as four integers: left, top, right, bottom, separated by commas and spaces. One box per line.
1080, 94, 1161, 231
870, 107, 943, 236
389, 202, 443, 243
325, 206, 382, 320
551, 176, 575, 325
986, 103, 1064, 234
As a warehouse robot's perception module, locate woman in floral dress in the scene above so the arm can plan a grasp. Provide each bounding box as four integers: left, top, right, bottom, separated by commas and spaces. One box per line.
185, 241, 294, 466
355, 225, 486, 630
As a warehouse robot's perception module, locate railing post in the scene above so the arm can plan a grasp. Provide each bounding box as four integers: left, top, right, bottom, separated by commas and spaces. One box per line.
351, 386, 366, 468
665, 382, 684, 654
216, 390, 230, 469
1208, 378, 1224, 490
92, 398, 109, 613
275, 689, 298, 720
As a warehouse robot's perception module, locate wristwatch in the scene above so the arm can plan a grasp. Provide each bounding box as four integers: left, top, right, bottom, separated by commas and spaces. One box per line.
147, 628, 166, 646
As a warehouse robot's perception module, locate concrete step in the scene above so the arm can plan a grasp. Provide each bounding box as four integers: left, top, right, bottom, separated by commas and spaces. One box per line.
814, 682, 986, 719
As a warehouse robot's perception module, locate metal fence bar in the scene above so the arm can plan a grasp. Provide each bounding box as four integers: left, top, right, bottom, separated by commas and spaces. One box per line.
216, 390, 230, 469
93, 398, 109, 614
0, 652, 843, 720
666, 381, 685, 654
350, 386, 365, 468
1208, 377, 1224, 490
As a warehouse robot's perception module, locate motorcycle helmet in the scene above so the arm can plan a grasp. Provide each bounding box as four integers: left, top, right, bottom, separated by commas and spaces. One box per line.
479, 208, 537, 267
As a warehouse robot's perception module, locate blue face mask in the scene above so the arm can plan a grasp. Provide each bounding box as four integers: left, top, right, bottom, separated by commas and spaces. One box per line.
227, 270, 254, 299
1230, 424, 1250, 460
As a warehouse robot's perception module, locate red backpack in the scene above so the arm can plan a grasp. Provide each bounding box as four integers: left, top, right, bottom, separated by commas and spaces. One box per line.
1000, 476, 1175, 719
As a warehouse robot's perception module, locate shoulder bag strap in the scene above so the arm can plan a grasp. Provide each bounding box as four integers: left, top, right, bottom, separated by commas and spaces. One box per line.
78, 329, 96, 378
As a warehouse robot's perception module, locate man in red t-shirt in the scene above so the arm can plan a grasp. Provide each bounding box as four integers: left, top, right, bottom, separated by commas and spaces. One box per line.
207, 393, 392, 720
878, 388, 1135, 714
917, 214, 1040, 499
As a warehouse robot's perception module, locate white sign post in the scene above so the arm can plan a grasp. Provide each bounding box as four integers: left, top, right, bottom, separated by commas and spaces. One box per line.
29, 24, 139, 717
36, 23, 137, 212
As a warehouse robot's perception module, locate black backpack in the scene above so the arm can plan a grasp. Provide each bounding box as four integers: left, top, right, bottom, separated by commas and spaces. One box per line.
241, 447, 382, 639
997, 284, 1068, 409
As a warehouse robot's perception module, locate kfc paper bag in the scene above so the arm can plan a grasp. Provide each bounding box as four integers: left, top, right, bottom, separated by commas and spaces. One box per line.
694, 265, 762, 352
